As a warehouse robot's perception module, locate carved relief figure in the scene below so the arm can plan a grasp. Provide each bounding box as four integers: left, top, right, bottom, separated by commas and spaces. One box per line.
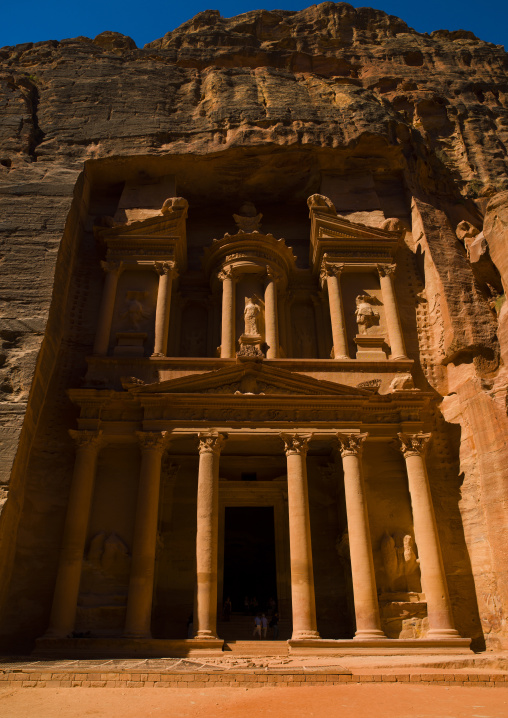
244, 296, 261, 336
233, 202, 263, 232
355, 294, 379, 335
121, 291, 149, 329
380, 531, 421, 593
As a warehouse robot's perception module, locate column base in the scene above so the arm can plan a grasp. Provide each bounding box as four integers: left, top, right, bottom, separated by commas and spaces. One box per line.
151, 352, 166, 358
354, 629, 387, 640
426, 628, 462, 639
390, 354, 408, 361
195, 630, 219, 640
291, 630, 321, 640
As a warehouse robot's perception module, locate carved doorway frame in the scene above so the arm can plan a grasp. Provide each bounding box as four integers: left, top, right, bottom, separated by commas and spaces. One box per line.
218, 480, 291, 622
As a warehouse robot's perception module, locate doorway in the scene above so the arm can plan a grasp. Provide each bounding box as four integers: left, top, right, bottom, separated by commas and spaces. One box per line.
222, 506, 278, 613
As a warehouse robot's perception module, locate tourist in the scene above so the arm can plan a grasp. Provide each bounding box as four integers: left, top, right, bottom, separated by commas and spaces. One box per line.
270, 612, 279, 640
223, 596, 232, 622
267, 596, 276, 616
243, 596, 250, 615
261, 613, 268, 638
249, 596, 258, 615
187, 613, 193, 639
253, 614, 262, 639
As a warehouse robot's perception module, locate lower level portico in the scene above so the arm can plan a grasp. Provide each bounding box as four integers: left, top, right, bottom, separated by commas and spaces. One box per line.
38, 412, 471, 655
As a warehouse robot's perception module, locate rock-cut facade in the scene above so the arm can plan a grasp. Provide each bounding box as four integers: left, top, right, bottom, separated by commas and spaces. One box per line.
0, 3, 507, 655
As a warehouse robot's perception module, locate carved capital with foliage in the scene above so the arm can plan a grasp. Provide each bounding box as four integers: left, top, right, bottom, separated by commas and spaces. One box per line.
154, 261, 177, 278
100, 259, 122, 274
69, 429, 103, 450
319, 258, 344, 287
336, 432, 368, 457
218, 267, 234, 283
198, 431, 227, 455
136, 430, 171, 453
397, 432, 431, 458
377, 263, 397, 278
280, 432, 312, 457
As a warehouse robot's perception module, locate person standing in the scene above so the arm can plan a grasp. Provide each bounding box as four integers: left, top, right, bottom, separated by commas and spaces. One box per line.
261, 613, 268, 639
253, 613, 262, 639
270, 612, 279, 640
223, 596, 232, 622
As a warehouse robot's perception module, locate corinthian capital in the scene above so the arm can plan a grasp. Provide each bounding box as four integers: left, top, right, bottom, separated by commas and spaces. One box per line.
100, 260, 122, 274
336, 432, 368, 457
377, 263, 397, 278
280, 433, 312, 456
319, 259, 344, 287
397, 432, 431, 457
198, 431, 227, 455
69, 429, 103, 450
136, 431, 171, 452
218, 267, 234, 282
154, 261, 177, 277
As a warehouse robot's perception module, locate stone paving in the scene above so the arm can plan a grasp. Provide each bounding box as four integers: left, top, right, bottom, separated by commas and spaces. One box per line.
1, 653, 507, 688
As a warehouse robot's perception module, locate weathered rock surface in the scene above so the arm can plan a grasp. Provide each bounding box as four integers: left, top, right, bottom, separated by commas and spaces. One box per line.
0, 3, 507, 651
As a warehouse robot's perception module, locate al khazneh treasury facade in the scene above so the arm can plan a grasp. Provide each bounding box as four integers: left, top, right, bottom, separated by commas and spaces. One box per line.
6, 179, 479, 656
1, 4, 508, 658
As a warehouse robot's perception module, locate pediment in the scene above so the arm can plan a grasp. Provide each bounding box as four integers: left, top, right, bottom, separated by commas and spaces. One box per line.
95, 213, 185, 240
312, 212, 402, 242
123, 362, 373, 398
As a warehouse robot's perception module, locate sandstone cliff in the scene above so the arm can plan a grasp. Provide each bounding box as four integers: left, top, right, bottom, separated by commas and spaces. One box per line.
0, 3, 507, 650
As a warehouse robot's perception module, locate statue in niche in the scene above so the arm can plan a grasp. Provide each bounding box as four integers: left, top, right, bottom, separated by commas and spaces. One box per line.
233, 201, 263, 233
355, 295, 380, 335
380, 531, 421, 593
244, 296, 261, 336
183, 328, 205, 357
121, 291, 149, 329
296, 324, 315, 358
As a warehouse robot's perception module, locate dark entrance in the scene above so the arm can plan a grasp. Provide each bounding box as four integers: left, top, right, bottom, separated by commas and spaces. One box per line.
223, 506, 277, 613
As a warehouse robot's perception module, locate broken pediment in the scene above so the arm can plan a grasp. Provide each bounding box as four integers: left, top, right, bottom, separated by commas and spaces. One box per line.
123, 362, 374, 398
307, 194, 403, 271
94, 198, 188, 270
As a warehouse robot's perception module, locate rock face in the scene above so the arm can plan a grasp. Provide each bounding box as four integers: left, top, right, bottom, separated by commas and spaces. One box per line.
0, 3, 507, 651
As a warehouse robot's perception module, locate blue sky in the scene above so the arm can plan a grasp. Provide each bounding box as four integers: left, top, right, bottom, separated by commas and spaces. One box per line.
2, 1, 507, 49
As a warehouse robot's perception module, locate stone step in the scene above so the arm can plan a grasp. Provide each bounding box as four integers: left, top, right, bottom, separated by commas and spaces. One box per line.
223, 640, 290, 656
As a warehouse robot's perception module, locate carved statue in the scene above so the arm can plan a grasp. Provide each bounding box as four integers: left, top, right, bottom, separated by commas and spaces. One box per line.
244, 296, 261, 336
355, 295, 379, 335
388, 373, 415, 392
380, 531, 421, 593
121, 291, 149, 329
233, 202, 263, 232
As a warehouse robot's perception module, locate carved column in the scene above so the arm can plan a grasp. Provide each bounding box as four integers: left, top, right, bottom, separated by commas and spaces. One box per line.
337, 432, 385, 639
377, 264, 407, 360
195, 431, 227, 638
152, 261, 177, 357
219, 268, 236, 359
45, 430, 102, 637
281, 433, 320, 640
264, 267, 280, 359
93, 261, 122, 355
398, 433, 460, 638
124, 432, 169, 638
322, 262, 349, 359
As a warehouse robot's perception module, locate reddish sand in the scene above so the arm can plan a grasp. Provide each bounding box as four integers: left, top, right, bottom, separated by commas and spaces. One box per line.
0, 684, 507, 718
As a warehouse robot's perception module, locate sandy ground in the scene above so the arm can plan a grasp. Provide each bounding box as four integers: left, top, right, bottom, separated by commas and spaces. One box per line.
0, 684, 507, 718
